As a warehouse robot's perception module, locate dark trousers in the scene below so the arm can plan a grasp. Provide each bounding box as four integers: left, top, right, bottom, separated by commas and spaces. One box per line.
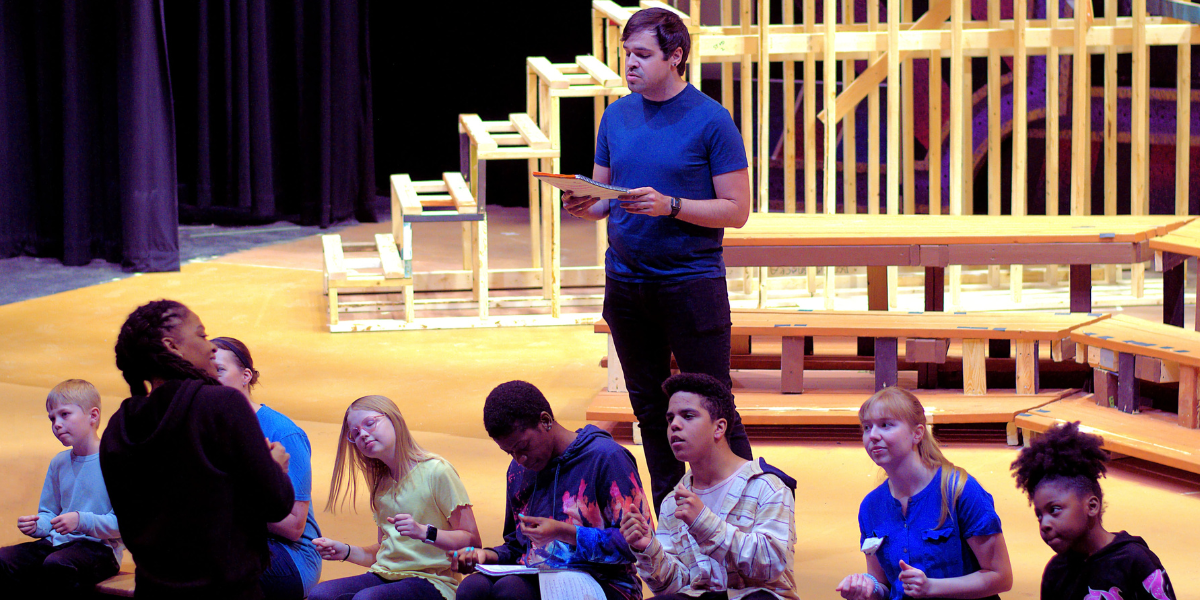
309, 572, 442, 600
260, 539, 304, 600
0, 538, 119, 600
603, 276, 753, 514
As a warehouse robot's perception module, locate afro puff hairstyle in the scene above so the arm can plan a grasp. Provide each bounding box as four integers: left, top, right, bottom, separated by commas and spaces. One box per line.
483, 380, 554, 439
1011, 421, 1108, 507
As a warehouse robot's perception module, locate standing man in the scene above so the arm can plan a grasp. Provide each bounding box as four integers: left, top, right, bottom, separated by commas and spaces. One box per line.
563, 6, 753, 514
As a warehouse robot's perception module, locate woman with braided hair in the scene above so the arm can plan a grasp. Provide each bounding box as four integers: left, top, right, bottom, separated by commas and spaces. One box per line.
1011, 421, 1176, 600
100, 299, 295, 600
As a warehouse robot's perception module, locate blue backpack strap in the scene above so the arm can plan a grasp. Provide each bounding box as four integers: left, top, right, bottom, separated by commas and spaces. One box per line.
757, 458, 797, 498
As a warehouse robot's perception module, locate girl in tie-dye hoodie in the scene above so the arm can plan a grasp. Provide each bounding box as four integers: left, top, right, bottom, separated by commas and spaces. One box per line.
456, 381, 651, 600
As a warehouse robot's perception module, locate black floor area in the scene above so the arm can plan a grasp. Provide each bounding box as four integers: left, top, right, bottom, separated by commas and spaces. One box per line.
0, 221, 346, 306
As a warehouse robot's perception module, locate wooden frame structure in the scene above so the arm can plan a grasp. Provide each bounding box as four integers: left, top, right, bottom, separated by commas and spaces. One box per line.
587, 0, 1200, 308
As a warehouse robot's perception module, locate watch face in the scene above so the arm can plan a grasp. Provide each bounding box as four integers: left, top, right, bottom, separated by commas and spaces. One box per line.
426, 526, 438, 542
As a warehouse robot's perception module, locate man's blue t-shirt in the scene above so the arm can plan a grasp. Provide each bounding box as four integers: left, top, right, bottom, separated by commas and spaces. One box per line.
858, 468, 1003, 600
596, 84, 748, 283
257, 405, 322, 596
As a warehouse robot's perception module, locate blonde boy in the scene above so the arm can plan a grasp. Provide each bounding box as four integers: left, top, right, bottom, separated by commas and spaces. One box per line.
0, 379, 122, 598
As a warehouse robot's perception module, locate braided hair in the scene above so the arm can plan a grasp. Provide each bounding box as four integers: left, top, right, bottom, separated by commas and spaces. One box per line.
115, 300, 220, 396
1011, 421, 1108, 514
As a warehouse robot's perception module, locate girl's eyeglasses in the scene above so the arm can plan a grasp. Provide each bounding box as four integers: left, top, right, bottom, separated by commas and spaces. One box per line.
347, 415, 385, 443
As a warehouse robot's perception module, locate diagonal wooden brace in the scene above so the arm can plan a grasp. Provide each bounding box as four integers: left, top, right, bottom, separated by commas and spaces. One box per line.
817, 0, 950, 125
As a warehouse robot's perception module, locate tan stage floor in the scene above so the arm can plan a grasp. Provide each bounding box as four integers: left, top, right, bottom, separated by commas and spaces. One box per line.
1, 210, 1198, 598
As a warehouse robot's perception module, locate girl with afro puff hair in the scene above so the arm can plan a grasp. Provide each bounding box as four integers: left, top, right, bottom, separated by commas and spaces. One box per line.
1011, 421, 1175, 600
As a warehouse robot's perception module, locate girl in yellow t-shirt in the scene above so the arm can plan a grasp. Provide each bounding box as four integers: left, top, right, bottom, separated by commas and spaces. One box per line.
310, 395, 482, 600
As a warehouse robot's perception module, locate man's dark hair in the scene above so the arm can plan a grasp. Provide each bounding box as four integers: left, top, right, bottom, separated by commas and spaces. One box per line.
661, 372, 734, 440
483, 380, 554, 439
622, 7, 690, 76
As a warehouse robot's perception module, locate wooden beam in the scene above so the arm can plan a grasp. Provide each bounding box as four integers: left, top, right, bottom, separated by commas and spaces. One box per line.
963, 338, 987, 395
817, 0, 951, 124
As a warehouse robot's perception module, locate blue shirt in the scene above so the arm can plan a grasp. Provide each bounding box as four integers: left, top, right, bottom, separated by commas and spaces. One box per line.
596, 84, 748, 283
257, 405, 322, 595
857, 468, 1002, 600
35, 451, 123, 563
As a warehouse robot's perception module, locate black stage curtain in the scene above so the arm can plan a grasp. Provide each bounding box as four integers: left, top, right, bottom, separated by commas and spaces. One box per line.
168, 0, 376, 227
0, 0, 375, 272
0, 0, 177, 272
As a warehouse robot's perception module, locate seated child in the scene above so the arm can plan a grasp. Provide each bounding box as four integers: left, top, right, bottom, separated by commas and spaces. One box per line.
455, 380, 648, 600
0, 379, 122, 599
1011, 421, 1176, 600
619, 373, 798, 600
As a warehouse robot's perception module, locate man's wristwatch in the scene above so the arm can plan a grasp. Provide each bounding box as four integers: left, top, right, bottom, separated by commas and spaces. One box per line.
425, 525, 438, 544
668, 196, 682, 218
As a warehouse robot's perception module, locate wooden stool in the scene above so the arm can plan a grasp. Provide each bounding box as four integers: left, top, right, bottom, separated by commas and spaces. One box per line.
526, 55, 627, 267
322, 232, 412, 332
391, 172, 488, 318
458, 112, 560, 314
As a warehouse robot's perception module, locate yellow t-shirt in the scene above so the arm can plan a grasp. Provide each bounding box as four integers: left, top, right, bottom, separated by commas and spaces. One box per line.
369, 457, 472, 600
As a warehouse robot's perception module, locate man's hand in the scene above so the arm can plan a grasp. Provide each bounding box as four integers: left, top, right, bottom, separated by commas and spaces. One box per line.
387, 513, 427, 540
673, 483, 703, 526
50, 512, 80, 535
563, 191, 603, 218
16, 515, 38, 536
268, 440, 290, 474
618, 187, 671, 217
619, 511, 652, 552
517, 514, 575, 547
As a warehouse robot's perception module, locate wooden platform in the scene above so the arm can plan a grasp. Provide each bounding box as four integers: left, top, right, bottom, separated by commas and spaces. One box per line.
589, 368, 1074, 438
1015, 394, 1200, 475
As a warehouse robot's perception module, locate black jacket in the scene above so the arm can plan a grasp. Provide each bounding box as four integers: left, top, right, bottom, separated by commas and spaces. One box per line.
1041, 531, 1176, 600
100, 379, 293, 599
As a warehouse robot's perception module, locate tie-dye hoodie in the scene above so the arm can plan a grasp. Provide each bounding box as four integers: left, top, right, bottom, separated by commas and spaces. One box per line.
490, 424, 649, 600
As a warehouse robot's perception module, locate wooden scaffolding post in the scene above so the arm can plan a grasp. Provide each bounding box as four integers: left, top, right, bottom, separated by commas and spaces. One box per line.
1101, 0, 1116, 287
1070, 0, 1091, 220
947, 0, 966, 307
759, 0, 772, 308
1046, 0, 1061, 286
1011, 0, 1029, 302
886, 0, 901, 307
1179, 37, 1193, 217
868, 0, 881, 217
929, 45, 941, 216
1133, 0, 1148, 298
901, 0, 915, 216
804, 0, 818, 296
987, 0, 1002, 290
824, 0, 838, 309
784, 0, 797, 215
843, 0, 857, 216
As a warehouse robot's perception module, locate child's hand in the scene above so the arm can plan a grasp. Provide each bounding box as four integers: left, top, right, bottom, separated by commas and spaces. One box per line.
449, 547, 490, 573
898, 560, 931, 597
313, 537, 349, 561
50, 512, 80, 535
268, 441, 290, 474
835, 574, 877, 599
673, 483, 703, 526
619, 511, 652, 552
16, 515, 38, 536
517, 514, 574, 546
387, 514, 427, 540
